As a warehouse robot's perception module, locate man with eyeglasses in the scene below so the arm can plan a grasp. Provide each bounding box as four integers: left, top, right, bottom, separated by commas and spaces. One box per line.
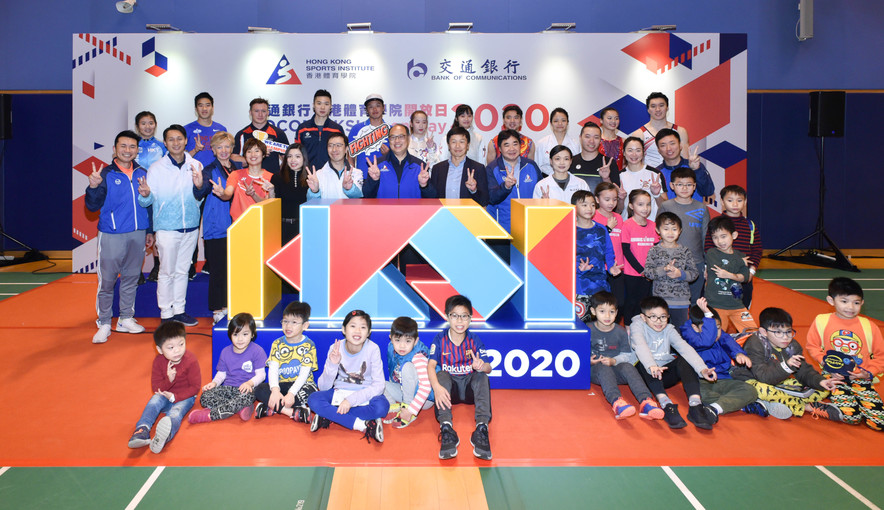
305, 132, 363, 200
362, 124, 432, 199
654, 128, 713, 200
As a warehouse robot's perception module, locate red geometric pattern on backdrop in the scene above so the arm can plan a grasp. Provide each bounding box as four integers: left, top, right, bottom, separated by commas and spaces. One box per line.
674, 60, 731, 142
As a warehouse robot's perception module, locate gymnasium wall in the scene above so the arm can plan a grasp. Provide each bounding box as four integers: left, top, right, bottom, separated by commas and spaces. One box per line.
1, 0, 882, 250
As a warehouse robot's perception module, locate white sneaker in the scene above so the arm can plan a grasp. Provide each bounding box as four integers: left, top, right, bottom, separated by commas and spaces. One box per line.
93, 324, 111, 344
760, 400, 793, 420
116, 318, 145, 333
212, 311, 226, 324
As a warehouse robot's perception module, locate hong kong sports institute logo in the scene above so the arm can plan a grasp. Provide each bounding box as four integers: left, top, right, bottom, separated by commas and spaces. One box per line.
267, 55, 302, 85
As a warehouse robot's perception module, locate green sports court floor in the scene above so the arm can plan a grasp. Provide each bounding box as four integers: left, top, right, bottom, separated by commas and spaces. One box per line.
1, 465, 883, 509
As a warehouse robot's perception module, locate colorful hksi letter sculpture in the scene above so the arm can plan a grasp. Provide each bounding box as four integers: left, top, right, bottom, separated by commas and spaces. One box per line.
230, 198, 574, 321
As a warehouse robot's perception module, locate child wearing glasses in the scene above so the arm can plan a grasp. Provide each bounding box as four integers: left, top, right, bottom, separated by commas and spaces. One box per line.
252, 302, 319, 423
629, 296, 718, 430
732, 307, 844, 422
428, 295, 493, 461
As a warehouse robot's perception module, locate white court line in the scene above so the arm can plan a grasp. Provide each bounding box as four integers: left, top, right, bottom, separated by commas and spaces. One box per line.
0, 282, 48, 285
661, 466, 705, 510
816, 466, 881, 510
789, 288, 884, 292
0, 293, 17, 296
124, 466, 165, 510
0, 466, 10, 477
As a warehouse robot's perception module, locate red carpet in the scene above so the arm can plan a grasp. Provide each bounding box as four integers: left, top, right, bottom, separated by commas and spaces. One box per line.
1, 276, 882, 467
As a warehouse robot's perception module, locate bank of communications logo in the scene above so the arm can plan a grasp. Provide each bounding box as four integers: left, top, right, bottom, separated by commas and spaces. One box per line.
406, 59, 427, 80
267, 54, 302, 85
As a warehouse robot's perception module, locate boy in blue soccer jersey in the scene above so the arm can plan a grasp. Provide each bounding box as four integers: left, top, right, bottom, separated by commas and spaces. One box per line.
428, 295, 493, 461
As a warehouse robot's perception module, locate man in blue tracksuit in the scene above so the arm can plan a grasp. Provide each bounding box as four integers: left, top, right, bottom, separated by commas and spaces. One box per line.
362, 124, 432, 199
85, 130, 150, 344
486, 129, 542, 232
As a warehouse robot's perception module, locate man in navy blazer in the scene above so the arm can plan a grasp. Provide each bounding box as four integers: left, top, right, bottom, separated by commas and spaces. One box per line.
421, 126, 489, 206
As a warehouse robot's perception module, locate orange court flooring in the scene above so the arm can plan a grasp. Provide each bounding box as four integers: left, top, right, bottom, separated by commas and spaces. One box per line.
1, 255, 883, 508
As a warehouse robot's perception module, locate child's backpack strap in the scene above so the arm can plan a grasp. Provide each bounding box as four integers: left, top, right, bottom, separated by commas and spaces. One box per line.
814, 313, 832, 351
749, 220, 756, 244
860, 316, 873, 357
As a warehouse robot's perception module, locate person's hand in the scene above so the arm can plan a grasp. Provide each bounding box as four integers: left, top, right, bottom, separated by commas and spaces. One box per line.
649, 365, 667, 379
696, 297, 710, 314
342, 169, 354, 190
328, 340, 342, 365
202, 381, 216, 392
650, 174, 662, 196
268, 388, 283, 411
88, 162, 104, 188
599, 156, 614, 182
701, 367, 718, 382
193, 136, 204, 154
786, 354, 804, 369
337, 398, 352, 414
590, 354, 602, 365
282, 392, 296, 409
238, 381, 254, 394
735, 353, 751, 368
688, 146, 701, 170
820, 378, 842, 391
606, 215, 618, 230
418, 163, 430, 187
539, 185, 550, 199
258, 177, 273, 194
609, 263, 623, 276
379, 144, 390, 155
470, 351, 484, 372
367, 156, 381, 181
710, 265, 734, 280
434, 385, 451, 410
211, 177, 226, 198
155, 390, 174, 401
465, 169, 477, 192
503, 164, 517, 189
305, 165, 320, 193
137, 176, 151, 197
602, 357, 616, 367
399, 407, 414, 423
663, 259, 682, 279
615, 182, 627, 201
192, 166, 204, 188
245, 181, 256, 199
145, 233, 155, 249
166, 361, 177, 382
578, 258, 593, 272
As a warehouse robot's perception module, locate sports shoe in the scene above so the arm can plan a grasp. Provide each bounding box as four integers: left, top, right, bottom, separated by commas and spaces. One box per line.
687, 404, 714, 430
438, 423, 459, 459
807, 401, 844, 422
116, 318, 145, 334
470, 423, 492, 460
703, 404, 719, 425
188, 408, 211, 424
292, 407, 311, 423
611, 398, 636, 420
128, 426, 150, 448
663, 403, 687, 429
93, 324, 112, 344
362, 419, 384, 443
149, 416, 172, 453
173, 313, 199, 327
254, 402, 272, 419
742, 401, 770, 418
212, 311, 226, 325
310, 412, 330, 432
638, 398, 665, 420
239, 405, 253, 421
761, 400, 793, 420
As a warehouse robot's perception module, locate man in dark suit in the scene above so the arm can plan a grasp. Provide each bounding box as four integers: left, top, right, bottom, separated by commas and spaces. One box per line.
421, 126, 489, 206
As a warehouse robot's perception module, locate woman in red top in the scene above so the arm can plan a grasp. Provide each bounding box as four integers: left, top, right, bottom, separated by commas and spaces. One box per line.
229, 138, 275, 220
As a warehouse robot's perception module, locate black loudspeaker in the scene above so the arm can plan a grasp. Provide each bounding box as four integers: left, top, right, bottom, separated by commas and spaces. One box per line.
0, 94, 10, 139
808, 90, 845, 138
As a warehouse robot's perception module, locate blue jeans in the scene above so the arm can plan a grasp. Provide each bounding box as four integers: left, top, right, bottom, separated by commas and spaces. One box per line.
307, 389, 389, 430
136, 394, 195, 441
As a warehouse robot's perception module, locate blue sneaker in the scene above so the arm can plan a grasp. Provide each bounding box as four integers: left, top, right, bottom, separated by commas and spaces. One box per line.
742, 401, 770, 418
128, 426, 150, 448
173, 313, 199, 327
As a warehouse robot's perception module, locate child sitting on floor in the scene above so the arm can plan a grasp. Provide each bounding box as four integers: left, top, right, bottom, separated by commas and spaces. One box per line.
806, 277, 884, 431
307, 310, 388, 443
680, 298, 766, 420
253, 302, 319, 423
128, 321, 200, 453
190, 313, 267, 424
732, 307, 844, 422
629, 296, 718, 430
383, 316, 434, 429
428, 295, 493, 461
588, 291, 663, 420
